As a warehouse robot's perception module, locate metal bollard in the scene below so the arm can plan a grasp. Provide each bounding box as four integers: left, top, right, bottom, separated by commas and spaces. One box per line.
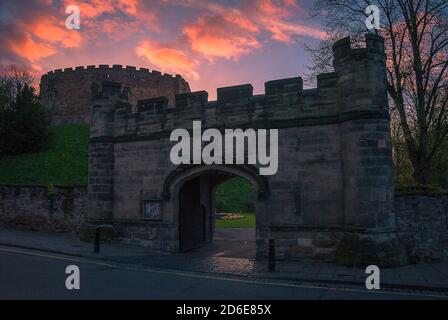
94, 226, 101, 254
268, 238, 275, 272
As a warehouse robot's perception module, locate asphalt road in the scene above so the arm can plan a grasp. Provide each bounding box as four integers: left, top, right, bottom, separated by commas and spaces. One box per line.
0, 247, 443, 300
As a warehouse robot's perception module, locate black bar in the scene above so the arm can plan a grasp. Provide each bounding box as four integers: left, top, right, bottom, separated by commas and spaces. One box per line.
268, 238, 275, 272
94, 226, 101, 254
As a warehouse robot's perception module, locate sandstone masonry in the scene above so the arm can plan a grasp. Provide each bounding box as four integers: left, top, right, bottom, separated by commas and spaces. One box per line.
85, 34, 410, 266
39, 65, 191, 124
396, 193, 448, 262
1, 185, 445, 263
0, 185, 87, 233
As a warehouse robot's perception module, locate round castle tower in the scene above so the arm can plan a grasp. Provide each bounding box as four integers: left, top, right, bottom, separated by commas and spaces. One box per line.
39, 65, 191, 124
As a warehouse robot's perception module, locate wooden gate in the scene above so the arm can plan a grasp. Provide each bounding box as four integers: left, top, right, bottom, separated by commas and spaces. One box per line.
178, 177, 207, 252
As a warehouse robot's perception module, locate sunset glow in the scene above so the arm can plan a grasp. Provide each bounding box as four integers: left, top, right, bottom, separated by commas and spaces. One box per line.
0, 0, 325, 98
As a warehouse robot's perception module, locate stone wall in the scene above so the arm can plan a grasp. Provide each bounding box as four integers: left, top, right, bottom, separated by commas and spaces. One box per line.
1, 185, 446, 265
39, 65, 191, 124
0, 185, 87, 233
86, 34, 405, 266
395, 193, 448, 262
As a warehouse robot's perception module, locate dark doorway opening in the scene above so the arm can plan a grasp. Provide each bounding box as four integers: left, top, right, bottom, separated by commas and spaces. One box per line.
178, 172, 256, 259
178, 176, 207, 252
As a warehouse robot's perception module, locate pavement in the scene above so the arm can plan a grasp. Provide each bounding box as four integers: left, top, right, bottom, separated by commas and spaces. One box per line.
2, 248, 441, 299
1, 227, 448, 295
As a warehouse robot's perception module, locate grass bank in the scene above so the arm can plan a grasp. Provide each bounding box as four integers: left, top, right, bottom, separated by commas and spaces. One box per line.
0, 124, 89, 186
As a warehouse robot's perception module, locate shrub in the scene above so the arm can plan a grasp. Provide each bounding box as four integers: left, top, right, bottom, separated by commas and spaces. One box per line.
215, 177, 255, 213
0, 85, 49, 157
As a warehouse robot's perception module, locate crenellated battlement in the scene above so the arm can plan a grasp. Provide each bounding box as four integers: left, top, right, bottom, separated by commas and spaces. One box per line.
332, 33, 385, 70
116, 72, 337, 115
89, 34, 388, 139
42, 64, 183, 80
39, 64, 191, 125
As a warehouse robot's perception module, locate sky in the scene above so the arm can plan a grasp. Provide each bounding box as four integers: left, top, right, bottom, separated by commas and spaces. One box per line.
0, 0, 326, 99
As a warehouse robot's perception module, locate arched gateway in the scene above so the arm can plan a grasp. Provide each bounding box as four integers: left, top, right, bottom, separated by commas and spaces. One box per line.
162, 164, 268, 253
86, 34, 407, 266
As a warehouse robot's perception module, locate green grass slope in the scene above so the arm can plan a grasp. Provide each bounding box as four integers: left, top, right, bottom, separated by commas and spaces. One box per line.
0, 124, 255, 224
0, 124, 89, 186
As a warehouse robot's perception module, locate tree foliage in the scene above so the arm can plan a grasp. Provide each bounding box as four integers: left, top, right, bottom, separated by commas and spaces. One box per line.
0, 65, 49, 157
307, 0, 448, 186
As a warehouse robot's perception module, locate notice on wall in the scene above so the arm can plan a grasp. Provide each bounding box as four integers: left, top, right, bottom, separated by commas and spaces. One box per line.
143, 201, 161, 220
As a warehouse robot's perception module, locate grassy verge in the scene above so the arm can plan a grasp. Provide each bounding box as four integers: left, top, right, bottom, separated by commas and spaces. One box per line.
0, 124, 89, 186
215, 212, 255, 228
0, 124, 257, 224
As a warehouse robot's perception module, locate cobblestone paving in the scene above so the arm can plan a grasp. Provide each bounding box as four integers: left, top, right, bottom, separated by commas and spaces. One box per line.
141, 255, 255, 276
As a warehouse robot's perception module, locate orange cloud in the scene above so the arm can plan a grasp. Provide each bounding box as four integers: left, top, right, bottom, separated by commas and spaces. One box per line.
262, 18, 326, 43
7, 34, 55, 63
64, 0, 132, 18
7, 15, 84, 70
1, 1, 86, 70
1, 0, 160, 70
180, 0, 324, 62
2, 0, 174, 69
136, 40, 199, 80
100, 19, 142, 41
253, 0, 325, 43
63, 0, 160, 36
257, 0, 291, 16
65, 0, 157, 24
30, 17, 83, 48
69, 0, 112, 19
1, 0, 324, 80
183, 13, 261, 61
117, 0, 139, 16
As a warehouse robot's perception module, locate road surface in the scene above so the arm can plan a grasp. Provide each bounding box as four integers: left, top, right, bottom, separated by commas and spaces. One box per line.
0, 246, 443, 300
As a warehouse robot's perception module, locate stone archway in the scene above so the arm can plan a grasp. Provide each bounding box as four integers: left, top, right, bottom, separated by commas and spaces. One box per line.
162, 164, 269, 253
86, 35, 407, 266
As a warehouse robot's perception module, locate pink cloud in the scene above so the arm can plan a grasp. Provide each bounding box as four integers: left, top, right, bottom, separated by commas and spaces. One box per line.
1, 0, 162, 71
30, 16, 84, 48
63, 0, 139, 19
7, 34, 56, 63
245, 0, 326, 42
1, 0, 325, 84
183, 13, 261, 61
179, 0, 325, 63
136, 40, 199, 80
261, 18, 326, 44
1, 2, 84, 70
64, 0, 159, 31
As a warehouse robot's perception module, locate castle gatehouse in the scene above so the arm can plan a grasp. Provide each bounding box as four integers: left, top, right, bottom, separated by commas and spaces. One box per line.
86, 34, 407, 266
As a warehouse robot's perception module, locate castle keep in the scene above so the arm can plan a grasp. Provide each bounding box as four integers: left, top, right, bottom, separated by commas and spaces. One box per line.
86, 34, 408, 266
40, 65, 191, 124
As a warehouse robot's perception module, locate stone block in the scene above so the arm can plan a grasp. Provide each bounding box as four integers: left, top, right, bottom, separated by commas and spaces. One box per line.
265, 77, 303, 96
217, 84, 253, 104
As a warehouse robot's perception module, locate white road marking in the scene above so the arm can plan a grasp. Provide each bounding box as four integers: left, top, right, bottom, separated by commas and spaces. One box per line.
0, 245, 446, 299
